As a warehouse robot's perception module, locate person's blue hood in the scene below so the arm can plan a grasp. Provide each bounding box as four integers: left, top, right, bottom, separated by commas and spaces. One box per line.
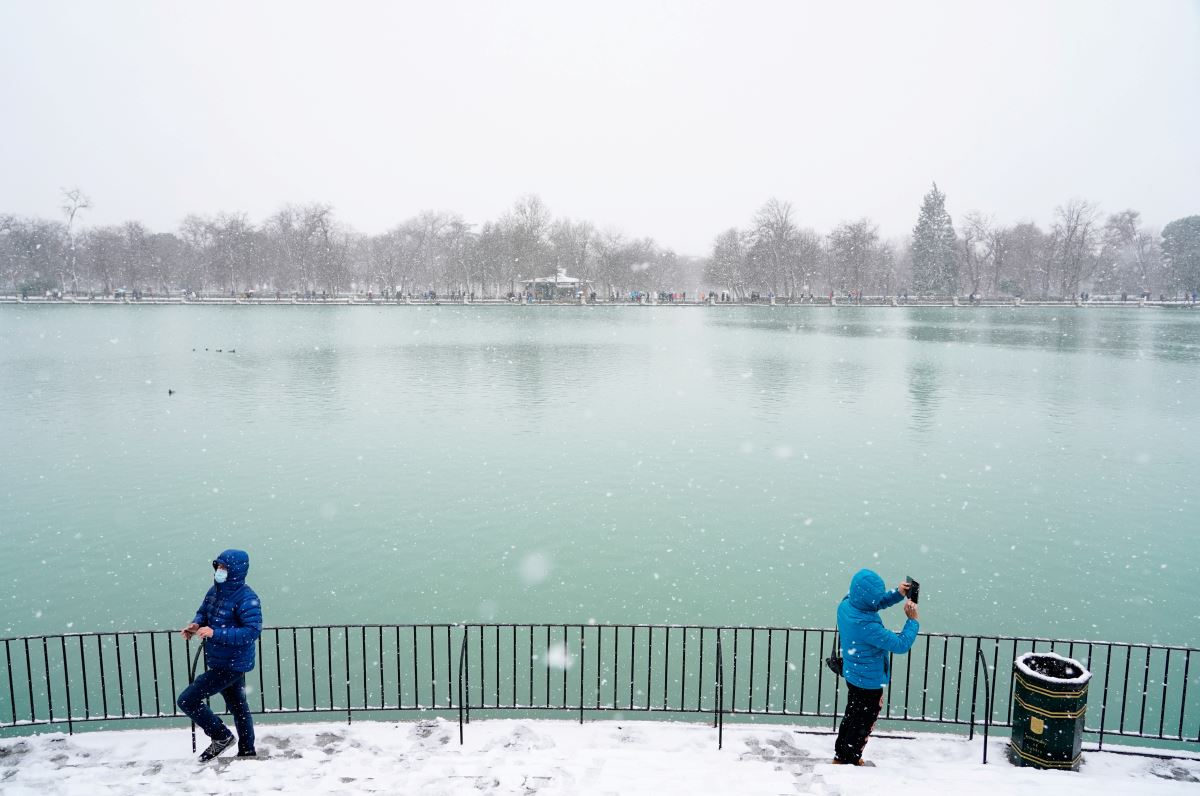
847, 568, 889, 612
214, 549, 250, 588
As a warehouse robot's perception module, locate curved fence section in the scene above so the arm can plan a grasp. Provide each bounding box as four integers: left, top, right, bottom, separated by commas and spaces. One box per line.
2, 625, 1197, 757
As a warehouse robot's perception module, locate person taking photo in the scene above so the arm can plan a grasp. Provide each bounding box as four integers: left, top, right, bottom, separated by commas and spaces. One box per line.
833, 568, 919, 766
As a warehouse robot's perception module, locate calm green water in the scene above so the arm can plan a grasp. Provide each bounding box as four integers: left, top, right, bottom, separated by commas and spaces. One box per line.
1, 306, 1197, 646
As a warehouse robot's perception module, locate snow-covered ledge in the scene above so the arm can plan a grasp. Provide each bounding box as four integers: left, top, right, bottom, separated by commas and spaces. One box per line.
2, 718, 1198, 794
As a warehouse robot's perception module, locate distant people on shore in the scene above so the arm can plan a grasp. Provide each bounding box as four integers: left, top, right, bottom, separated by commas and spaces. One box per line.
12, 287, 1194, 305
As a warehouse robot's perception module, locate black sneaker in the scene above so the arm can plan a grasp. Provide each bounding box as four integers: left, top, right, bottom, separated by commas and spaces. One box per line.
237, 750, 257, 758
199, 735, 235, 762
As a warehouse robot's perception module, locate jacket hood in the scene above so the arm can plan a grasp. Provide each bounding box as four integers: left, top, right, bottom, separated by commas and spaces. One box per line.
214, 549, 250, 587
847, 568, 889, 612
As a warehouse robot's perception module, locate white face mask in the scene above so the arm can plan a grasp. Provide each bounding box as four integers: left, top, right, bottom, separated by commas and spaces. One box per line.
214, 568, 228, 584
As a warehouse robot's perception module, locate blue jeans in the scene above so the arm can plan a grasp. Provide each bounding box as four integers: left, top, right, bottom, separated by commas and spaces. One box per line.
177, 668, 255, 752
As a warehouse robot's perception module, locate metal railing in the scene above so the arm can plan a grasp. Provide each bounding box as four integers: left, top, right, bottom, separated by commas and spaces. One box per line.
2, 624, 1197, 760
0, 625, 456, 732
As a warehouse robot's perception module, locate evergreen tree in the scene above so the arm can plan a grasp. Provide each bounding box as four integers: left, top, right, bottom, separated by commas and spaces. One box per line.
1161, 215, 1200, 293
910, 183, 958, 294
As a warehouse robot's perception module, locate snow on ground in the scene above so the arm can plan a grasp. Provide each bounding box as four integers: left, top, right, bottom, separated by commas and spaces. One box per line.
2, 718, 1198, 795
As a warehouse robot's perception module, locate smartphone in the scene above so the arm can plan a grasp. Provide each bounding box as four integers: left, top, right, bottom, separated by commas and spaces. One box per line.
905, 576, 920, 604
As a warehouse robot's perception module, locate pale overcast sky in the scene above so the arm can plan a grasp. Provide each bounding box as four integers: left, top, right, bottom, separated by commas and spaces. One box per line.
1, 0, 1197, 254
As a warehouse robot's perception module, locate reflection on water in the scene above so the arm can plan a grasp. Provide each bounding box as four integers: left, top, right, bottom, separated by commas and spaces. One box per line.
906, 360, 941, 434
745, 354, 803, 413
714, 306, 1200, 364
278, 345, 346, 417
1151, 315, 1200, 363
1, 306, 1198, 649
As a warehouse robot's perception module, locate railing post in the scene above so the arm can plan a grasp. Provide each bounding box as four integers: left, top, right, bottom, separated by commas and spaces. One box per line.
968, 637, 979, 740
1098, 644, 1113, 751
1178, 650, 1191, 743
969, 640, 992, 764
42, 637, 54, 726
982, 644, 992, 764
457, 625, 468, 745
61, 636, 73, 736
24, 638, 35, 725
715, 629, 725, 750
579, 625, 585, 725
344, 627, 352, 725
832, 648, 843, 731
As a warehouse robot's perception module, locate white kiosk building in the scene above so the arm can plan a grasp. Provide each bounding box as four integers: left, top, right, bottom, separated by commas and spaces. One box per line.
521, 269, 592, 301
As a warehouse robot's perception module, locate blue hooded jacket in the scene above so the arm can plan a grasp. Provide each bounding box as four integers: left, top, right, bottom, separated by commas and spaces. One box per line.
837, 568, 919, 690
192, 549, 262, 673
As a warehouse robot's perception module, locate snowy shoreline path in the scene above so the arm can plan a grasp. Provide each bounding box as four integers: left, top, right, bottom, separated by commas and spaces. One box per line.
2, 719, 1198, 795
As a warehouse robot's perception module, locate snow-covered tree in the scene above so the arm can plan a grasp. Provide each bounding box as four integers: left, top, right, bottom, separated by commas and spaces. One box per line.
704, 228, 748, 298
1048, 199, 1100, 298
59, 188, 91, 293
1096, 210, 1161, 294
910, 183, 958, 295
827, 219, 889, 294
1161, 215, 1200, 294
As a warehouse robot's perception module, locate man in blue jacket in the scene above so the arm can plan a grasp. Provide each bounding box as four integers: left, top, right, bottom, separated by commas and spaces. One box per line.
833, 568, 919, 765
177, 549, 263, 761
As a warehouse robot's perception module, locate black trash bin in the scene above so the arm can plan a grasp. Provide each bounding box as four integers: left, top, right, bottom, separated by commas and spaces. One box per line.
1009, 651, 1091, 770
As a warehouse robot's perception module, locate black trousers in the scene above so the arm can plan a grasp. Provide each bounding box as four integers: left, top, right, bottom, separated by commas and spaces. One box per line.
177, 669, 254, 752
835, 682, 884, 763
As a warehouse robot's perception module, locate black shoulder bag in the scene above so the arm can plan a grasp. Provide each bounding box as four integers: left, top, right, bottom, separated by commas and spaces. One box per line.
826, 628, 843, 677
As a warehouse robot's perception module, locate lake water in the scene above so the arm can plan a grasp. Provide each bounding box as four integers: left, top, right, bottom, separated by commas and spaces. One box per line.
1, 305, 1197, 647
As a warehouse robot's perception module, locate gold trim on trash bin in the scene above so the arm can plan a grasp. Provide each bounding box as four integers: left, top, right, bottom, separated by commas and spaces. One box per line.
1008, 741, 1082, 769
1015, 673, 1089, 699
1014, 694, 1088, 719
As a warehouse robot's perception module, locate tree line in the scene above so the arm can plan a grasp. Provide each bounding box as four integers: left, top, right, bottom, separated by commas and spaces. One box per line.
2, 188, 1198, 299
705, 187, 1199, 300
0, 194, 694, 299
